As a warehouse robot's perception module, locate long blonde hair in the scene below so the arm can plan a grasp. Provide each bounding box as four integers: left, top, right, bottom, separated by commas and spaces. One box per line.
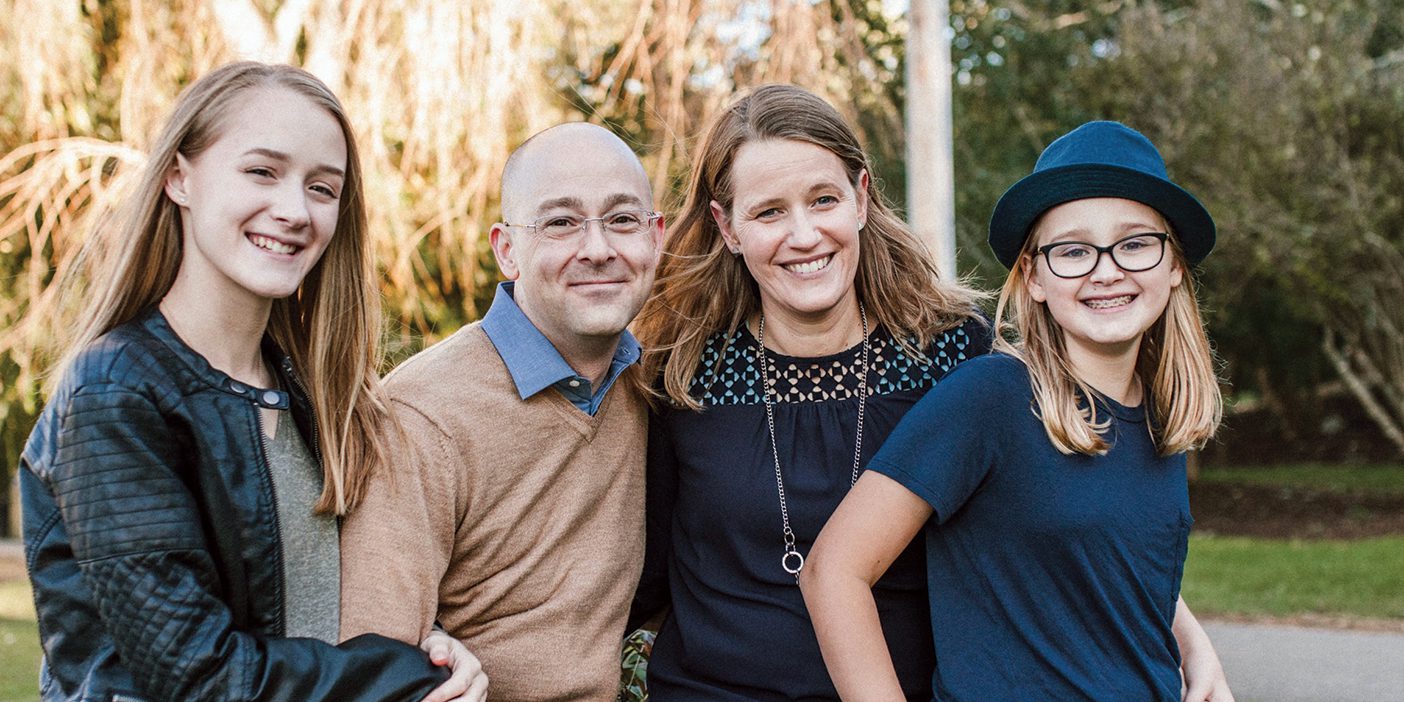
993, 229, 1221, 456
634, 84, 981, 409
51, 61, 391, 515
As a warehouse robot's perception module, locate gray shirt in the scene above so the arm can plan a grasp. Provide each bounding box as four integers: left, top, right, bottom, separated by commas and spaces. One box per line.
265, 410, 340, 642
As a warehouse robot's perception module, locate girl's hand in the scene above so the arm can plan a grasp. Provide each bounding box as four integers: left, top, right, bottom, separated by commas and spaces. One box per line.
1174, 597, 1234, 702
418, 630, 488, 702
1182, 643, 1234, 702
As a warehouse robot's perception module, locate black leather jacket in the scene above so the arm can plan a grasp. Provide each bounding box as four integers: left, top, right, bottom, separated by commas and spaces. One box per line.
20, 309, 448, 701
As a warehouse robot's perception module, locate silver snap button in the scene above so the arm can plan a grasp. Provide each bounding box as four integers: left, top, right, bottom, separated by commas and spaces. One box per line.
229, 381, 246, 393
568, 379, 581, 388
262, 391, 280, 405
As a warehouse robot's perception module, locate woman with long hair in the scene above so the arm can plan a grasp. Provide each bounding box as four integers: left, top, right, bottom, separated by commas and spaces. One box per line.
20, 62, 483, 701
629, 84, 989, 699
801, 121, 1233, 701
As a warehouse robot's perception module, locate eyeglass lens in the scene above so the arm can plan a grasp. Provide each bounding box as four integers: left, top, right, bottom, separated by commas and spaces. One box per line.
1043, 233, 1166, 278
536, 211, 655, 240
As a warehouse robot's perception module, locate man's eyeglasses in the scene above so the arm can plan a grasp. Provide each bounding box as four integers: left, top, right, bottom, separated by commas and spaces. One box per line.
503, 210, 661, 242
1035, 232, 1169, 279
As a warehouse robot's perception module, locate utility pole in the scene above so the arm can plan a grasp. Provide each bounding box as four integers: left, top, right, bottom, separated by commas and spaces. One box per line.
905, 0, 957, 279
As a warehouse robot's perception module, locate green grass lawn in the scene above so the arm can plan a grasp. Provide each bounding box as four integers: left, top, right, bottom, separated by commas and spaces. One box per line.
0, 619, 39, 702
1199, 463, 1404, 496
1182, 534, 1404, 620
1185, 463, 1404, 621
0, 580, 38, 702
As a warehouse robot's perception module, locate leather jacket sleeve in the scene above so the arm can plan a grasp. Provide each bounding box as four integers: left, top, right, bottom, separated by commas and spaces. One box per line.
29, 379, 449, 702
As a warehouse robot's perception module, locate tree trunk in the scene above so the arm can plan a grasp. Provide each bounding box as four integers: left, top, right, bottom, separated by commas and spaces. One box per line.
1323, 326, 1404, 456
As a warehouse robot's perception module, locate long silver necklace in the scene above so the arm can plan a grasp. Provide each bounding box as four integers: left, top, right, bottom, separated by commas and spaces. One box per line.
757, 303, 869, 579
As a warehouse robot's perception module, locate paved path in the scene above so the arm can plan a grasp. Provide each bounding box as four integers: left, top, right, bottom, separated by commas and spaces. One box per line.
1206, 621, 1404, 702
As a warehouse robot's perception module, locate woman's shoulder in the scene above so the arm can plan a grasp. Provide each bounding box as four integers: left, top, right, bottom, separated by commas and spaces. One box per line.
685, 326, 756, 406
25, 316, 184, 478
927, 310, 994, 354
67, 319, 162, 381
893, 312, 993, 381
52, 313, 194, 412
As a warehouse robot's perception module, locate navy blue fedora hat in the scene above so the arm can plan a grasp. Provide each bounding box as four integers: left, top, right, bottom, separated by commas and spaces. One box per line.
988, 121, 1215, 269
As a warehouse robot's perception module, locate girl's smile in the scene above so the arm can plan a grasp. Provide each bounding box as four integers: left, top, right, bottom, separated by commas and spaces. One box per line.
1026, 197, 1184, 365
164, 86, 347, 305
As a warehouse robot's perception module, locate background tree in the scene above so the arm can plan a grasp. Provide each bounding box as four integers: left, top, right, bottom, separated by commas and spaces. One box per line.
1082, 0, 1404, 455
933, 0, 1404, 458
3, 0, 1403, 535
0, 0, 901, 534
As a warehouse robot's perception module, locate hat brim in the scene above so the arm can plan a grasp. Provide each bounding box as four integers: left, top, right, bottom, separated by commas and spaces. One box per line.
988, 164, 1215, 269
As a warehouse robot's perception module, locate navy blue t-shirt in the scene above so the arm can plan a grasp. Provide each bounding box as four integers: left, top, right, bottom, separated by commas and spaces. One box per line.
868, 353, 1190, 702
633, 318, 990, 700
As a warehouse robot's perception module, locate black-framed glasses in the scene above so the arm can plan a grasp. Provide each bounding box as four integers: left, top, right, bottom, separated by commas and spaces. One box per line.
503, 209, 661, 242
1036, 232, 1169, 279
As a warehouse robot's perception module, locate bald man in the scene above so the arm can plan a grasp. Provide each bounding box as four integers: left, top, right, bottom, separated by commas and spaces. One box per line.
340, 123, 662, 701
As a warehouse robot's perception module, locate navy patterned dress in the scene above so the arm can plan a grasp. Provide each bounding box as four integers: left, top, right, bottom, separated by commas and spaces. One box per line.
633, 317, 991, 700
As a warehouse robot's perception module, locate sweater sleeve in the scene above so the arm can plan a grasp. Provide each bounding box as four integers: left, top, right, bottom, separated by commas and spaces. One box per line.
340, 400, 459, 645
35, 381, 447, 702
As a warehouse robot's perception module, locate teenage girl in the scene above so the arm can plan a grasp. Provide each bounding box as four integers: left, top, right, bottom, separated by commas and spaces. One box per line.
799, 121, 1233, 702
20, 62, 484, 701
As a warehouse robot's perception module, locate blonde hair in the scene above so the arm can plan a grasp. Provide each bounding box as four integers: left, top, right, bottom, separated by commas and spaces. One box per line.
993, 228, 1221, 456
634, 84, 981, 408
52, 61, 392, 515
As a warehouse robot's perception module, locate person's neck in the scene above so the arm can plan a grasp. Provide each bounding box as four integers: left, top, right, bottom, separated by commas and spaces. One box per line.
1065, 337, 1143, 407
753, 296, 863, 358
548, 332, 621, 389
160, 272, 274, 388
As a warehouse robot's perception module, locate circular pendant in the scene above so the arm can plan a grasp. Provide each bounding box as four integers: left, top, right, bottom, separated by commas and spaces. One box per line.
782, 550, 805, 575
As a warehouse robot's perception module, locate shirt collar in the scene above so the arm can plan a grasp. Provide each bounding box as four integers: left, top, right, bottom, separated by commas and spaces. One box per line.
480, 281, 641, 401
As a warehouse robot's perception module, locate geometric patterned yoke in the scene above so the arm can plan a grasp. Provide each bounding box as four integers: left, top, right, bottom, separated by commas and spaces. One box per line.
689, 321, 980, 405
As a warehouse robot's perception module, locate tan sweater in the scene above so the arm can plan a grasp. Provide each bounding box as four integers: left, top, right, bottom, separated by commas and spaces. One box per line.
340, 323, 646, 702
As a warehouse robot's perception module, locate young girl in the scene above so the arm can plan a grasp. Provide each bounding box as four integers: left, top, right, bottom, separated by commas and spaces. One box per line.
20, 62, 483, 702
800, 121, 1233, 701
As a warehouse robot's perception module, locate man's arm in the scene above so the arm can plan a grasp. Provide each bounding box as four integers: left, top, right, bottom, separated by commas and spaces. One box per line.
341, 402, 461, 644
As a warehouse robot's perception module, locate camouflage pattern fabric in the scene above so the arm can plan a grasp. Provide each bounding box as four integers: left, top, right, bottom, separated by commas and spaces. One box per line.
617, 628, 655, 702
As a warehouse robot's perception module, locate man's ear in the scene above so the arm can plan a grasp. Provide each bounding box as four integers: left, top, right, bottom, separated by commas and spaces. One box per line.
710, 201, 740, 254
489, 224, 521, 280
164, 154, 191, 207
649, 213, 665, 266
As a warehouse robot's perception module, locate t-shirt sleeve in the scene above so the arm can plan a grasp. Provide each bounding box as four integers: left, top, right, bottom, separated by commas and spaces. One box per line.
867, 355, 1013, 524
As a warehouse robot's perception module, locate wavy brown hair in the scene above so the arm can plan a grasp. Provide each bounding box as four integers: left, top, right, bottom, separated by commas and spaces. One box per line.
51, 61, 393, 515
634, 84, 981, 409
993, 227, 1222, 456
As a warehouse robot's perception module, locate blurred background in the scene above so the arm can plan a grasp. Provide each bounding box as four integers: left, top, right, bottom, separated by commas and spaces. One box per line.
1, 0, 1402, 699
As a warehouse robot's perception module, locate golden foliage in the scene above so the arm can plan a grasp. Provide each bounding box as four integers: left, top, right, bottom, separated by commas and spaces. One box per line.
0, 0, 899, 431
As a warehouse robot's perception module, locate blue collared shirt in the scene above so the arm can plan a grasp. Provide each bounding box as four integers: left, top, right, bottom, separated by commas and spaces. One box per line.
480, 282, 641, 415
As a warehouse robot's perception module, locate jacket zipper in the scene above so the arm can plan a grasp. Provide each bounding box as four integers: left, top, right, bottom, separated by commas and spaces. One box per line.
251, 401, 288, 634
281, 357, 324, 469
